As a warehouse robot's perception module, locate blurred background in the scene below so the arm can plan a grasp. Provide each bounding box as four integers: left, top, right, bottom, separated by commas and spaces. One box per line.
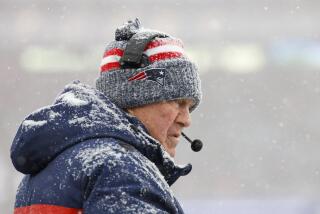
1, 0, 320, 213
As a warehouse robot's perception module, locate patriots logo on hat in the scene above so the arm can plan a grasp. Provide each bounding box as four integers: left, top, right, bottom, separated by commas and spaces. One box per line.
128, 68, 166, 86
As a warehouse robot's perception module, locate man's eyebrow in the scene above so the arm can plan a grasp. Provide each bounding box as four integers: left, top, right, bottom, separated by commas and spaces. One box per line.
176, 99, 193, 106
176, 99, 186, 104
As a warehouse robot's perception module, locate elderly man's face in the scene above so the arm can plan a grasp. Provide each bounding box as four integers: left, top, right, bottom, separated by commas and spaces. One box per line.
128, 99, 193, 157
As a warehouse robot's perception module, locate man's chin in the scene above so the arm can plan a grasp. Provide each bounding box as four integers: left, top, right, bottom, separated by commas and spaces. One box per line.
163, 144, 176, 158
168, 149, 176, 158
162, 137, 179, 157
167, 145, 177, 158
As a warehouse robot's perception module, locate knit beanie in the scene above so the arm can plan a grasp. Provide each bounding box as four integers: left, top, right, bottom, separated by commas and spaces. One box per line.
96, 18, 202, 111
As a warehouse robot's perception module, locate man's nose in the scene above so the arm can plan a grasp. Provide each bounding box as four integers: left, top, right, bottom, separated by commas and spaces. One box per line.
177, 107, 191, 128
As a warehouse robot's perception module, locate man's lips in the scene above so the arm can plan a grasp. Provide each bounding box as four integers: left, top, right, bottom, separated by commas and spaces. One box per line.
168, 134, 181, 144
173, 134, 180, 138
168, 131, 181, 138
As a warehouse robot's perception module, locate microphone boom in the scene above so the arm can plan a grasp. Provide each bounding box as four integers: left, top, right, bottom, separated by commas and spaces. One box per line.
182, 132, 203, 152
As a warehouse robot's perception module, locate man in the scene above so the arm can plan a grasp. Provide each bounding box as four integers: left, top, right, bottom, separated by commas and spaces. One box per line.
11, 19, 202, 213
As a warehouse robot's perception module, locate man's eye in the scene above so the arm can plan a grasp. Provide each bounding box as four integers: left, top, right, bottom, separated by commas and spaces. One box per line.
171, 100, 191, 109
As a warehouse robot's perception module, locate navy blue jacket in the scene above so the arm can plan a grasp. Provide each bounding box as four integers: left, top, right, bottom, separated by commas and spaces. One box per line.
11, 81, 192, 213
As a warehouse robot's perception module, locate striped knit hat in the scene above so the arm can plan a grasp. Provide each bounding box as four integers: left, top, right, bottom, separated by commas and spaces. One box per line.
96, 19, 202, 111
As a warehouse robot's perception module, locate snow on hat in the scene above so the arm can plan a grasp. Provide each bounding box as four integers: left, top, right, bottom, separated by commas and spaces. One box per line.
96, 18, 202, 111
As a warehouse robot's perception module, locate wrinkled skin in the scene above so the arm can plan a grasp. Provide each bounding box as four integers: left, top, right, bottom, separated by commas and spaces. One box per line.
128, 99, 193, 157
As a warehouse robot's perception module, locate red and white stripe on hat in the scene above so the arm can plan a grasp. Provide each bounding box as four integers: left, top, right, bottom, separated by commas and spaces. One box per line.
100, 38, 185, 72
100, 48, 124, 72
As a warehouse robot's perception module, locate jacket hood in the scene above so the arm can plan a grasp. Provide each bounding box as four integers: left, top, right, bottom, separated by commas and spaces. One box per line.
11, 81, 191, 185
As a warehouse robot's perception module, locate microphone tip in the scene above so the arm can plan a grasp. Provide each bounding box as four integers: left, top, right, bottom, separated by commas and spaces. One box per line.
191, 139, 203, 152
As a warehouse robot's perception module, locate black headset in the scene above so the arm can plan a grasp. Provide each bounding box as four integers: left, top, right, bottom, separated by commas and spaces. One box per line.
120, 31, 168, 69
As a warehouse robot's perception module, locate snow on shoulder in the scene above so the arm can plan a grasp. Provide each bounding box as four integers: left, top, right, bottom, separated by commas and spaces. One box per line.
66, 81, 136, 133
58, 91, 88, 106
22, 119, 47, 130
